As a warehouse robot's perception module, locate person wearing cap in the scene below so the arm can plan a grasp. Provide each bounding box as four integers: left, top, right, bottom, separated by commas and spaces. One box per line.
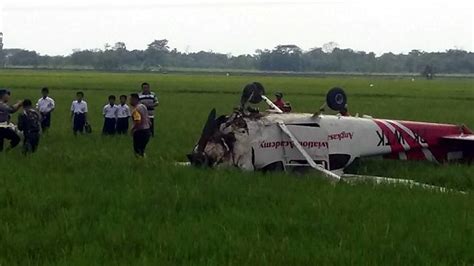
0, 89, 22, 151
273, 92, 286, 110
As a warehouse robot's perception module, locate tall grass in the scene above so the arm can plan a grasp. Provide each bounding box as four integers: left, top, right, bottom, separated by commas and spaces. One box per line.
0, 69, 473, 265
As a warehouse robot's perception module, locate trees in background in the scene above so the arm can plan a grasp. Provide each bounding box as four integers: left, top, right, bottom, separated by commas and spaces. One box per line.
0, 39, 473, 74
257, 45, 303, 71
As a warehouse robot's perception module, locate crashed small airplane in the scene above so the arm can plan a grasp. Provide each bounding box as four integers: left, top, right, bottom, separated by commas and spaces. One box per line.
187, 82, 474, 183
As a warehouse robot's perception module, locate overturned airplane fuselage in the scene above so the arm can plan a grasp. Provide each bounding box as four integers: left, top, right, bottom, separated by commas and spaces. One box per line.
187, 86, 474, 180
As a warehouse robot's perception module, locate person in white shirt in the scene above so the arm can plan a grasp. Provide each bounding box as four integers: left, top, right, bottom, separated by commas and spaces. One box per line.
36, 87, 55, 132
102, 95, 118, 135
116, 95, 131, 134
70, 91, 88, 135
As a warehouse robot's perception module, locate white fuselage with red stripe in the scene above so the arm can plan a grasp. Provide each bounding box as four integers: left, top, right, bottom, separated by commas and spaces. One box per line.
243, 113, 473, 171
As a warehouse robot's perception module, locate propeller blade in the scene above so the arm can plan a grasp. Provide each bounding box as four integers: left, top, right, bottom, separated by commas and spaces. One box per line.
196, 108, 217, 152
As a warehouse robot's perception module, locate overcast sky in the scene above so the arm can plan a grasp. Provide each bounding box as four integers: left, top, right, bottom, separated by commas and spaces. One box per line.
1, 0, 473, 56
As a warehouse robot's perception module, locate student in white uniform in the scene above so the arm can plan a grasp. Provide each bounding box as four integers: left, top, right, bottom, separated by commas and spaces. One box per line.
36, 87, 55, 132
70, 91, 88, 135
102, 95, 118, 135
116, 95, 131, 134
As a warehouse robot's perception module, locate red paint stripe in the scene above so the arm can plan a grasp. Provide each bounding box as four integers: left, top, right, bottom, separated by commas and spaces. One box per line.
373, 119, 404, 153
387, 121, 421, 150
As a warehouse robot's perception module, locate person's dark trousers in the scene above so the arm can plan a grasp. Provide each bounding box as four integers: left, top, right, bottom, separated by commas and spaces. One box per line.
73, 113, 86, 135
23, 132, 40, 154
0, 127, 21, 152
149, 117, 154, 137
133, 129, 151, 157
102, 118, 116, 135
41, 112, 51, 132
116, 118, 129, 134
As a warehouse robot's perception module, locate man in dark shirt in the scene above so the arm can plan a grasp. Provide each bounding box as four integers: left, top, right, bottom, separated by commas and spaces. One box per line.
0, 89, 22, 152
18, 99, 42, 154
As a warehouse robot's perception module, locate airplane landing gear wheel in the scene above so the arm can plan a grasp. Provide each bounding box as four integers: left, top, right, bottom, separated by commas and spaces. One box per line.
326, 87, 347, 111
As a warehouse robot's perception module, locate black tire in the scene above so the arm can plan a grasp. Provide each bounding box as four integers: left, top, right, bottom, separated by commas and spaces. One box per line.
241, 83, 265, 105
252, 82, 266, 103
326, 87, 347, 111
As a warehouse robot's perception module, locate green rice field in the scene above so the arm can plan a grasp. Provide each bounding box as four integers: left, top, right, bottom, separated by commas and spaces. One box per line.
0, 69, 473, 265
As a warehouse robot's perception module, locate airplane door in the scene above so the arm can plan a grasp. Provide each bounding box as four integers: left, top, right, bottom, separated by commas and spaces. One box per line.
253, 123, 330, 170
285, 125, 330, 169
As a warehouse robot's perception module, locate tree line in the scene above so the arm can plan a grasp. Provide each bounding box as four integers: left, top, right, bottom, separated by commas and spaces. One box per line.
0, 39, 472, 74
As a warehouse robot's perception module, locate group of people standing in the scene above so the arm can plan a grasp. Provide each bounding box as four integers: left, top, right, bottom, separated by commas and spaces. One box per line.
0, 87, 53, 154
0, 82, 158, 157
99, 82, 158, 138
